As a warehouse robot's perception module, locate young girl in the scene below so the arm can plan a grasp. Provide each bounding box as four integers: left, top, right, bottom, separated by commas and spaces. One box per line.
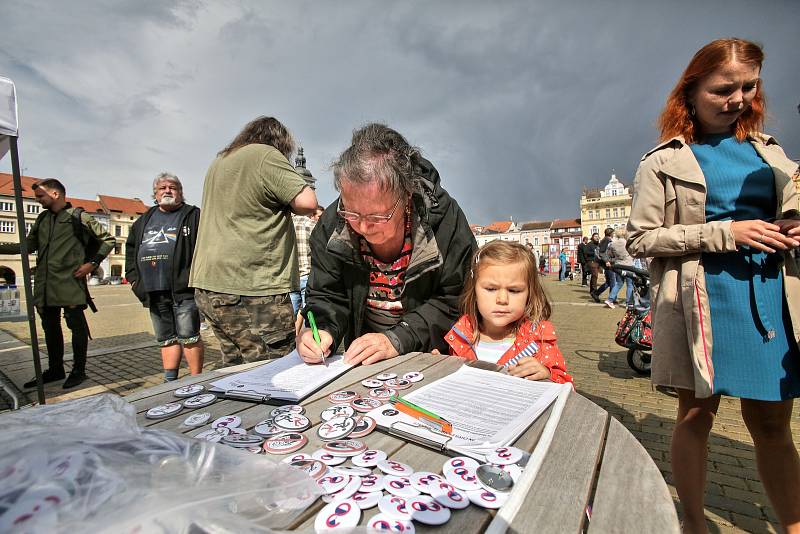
444, 241, 573, 384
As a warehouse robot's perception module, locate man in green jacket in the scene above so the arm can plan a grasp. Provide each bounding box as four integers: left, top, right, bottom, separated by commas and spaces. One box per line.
0, 179, 115, 389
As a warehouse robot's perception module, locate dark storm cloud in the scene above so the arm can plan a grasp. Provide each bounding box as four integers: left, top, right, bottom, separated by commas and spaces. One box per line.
0, 0, 797, 225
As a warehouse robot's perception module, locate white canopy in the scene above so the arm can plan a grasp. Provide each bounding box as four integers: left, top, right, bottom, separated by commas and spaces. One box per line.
0, 76, 19, 160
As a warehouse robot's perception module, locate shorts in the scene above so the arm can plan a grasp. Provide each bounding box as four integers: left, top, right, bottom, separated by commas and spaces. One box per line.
148, 291, 201, 346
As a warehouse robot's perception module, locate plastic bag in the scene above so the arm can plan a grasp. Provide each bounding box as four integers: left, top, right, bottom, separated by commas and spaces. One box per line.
0, 394, 321, 533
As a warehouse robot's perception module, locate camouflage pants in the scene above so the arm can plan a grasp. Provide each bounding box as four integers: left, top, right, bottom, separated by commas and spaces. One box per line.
194, 289, 296, 366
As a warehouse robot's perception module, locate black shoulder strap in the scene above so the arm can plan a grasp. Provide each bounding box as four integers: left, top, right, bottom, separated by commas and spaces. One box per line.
70, 207, 89, 246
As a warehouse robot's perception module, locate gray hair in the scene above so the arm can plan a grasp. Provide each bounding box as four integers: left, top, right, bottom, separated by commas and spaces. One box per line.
152, 172, 183, 199
332, 123, 419, 198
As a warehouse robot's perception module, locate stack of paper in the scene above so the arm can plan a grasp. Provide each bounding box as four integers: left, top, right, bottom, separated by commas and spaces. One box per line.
368, 366, 569, 460
208, 350, 352, 402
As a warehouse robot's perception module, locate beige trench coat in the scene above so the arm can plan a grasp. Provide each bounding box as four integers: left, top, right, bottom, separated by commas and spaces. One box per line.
626, 133, 800, 398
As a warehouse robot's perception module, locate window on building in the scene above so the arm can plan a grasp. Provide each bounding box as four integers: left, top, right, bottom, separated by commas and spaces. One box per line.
0, 202, 13, 212
534, 237, 539, 245
115, 225, 122, 237
591, 225, 599, 235
594, 210, 600, 219
25, 222, 33, 234
613, 208, 618, 218
114, 243, 122, 255
26, 204, 40, 214
0, 221, 15, 233
605, 208, 611, 219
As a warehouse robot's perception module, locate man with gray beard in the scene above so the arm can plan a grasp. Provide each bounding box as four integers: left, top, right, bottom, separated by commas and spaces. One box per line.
126, 173, 204, 381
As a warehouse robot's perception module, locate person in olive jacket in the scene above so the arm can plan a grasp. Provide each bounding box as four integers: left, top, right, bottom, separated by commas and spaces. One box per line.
0, 179, 115, 389
125, 173, 203, 382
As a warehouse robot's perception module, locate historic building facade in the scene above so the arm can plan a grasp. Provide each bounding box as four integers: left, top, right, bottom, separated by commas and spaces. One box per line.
579, 173, 632, 238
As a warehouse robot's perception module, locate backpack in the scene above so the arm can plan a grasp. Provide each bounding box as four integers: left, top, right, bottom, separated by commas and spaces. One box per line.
70, 207, 103, 264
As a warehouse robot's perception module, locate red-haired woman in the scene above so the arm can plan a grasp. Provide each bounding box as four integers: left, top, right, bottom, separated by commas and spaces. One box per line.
627, 38, 800, 533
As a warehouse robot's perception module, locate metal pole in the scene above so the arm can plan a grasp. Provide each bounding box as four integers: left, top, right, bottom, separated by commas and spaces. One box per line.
9, 136, 45, 405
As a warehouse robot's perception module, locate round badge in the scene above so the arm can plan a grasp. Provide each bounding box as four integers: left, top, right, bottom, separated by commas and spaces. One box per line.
321, 405, 356, 421
270, 404, 305, 417
211, 415, 241, 429
194, 428, 225, 443
378, 494, 412, 519
273, 412, 311, 431
350, 398, 383, 413
377, 459, 414, 477
381, 408, 400, 417
352, 449, 388, 468
145, 403, 183, 419
368, 387, 396, 400
358, 474, 385, 493
499, 463, 523, 483
314, 498, 361, 532
263, 433, 308, 455
402, 371, 424, 383
287, 458, 327, 480
227, 426, 246, 435
328, 390, 360, 404
375, 373, 397, 381
280, 452, 313, 464
409, 471, 446, 494
173, 383, 205, 398
466, 488, 509, 509
333, 465, 372, 477
253, 419, 284, 437
443, 466, 482, 491
361, 378, 383, 388
486, 446, 525, 466
367, 513, 416, 533
477, 464, 516, 493
182, 393, 217, 409
351, 491, 382, 509
407, 495, 451, 525
316, 416, 356, 441
322, 475, 363, 503
323, 439, 367, 457
182, 412, 211, 427
317, 473, 350, 494
312, 449, 347, 466
383, 378, 412, 390
443, 456, 480, 472
0, 486, 70, 532
222, 434, 265, 448
429, 481, 470, 509
349, 415, 377, 438
383, 475, 421, 498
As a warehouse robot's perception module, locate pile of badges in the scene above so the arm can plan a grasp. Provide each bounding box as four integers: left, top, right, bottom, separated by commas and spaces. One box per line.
144, 383, 217, 420
297, 445, 529, 533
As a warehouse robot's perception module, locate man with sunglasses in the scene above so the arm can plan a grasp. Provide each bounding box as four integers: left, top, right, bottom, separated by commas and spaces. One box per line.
296, 123, 476, 365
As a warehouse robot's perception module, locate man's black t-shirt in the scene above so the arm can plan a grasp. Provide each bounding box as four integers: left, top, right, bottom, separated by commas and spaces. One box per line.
137, 208, 181, 292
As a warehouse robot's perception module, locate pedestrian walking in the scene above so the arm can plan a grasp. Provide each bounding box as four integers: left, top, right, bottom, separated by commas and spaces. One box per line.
605, 227, 634, 308
190, 116, 318, 365
590, 228, 615, 302
558, 250, 567, 281
627, 38, 800, 534
577, 236, 590, 286
0, 179, 115, 389
125, 173, 204, 382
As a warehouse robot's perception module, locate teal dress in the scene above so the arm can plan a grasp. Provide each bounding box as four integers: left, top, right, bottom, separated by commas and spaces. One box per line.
691, 133, 800, 401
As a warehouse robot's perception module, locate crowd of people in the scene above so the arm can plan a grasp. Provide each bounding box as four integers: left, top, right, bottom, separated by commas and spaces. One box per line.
7, 37, 800, 533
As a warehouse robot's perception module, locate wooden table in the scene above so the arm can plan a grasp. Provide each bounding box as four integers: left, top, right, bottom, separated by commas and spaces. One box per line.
128, 352, 679, 533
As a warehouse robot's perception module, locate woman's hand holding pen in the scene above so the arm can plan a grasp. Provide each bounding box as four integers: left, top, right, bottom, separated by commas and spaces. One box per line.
507, 357, 551, 381
731, 219, 800, 254
297, 327, 333, 364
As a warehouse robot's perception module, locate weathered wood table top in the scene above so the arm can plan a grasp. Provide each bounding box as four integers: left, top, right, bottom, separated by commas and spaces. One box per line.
128, 352, 679, 533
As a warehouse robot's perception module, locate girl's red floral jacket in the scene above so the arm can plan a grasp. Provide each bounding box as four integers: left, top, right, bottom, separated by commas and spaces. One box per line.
444, 315, 574, 385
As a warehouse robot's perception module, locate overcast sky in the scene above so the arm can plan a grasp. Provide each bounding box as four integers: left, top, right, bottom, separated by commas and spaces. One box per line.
1, 0, 798, 225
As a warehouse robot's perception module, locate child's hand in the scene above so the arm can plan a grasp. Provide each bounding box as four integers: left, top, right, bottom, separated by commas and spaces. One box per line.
507, 357, 551, 381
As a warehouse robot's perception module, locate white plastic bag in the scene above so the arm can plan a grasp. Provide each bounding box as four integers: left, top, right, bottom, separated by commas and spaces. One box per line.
0, 394, 321, 533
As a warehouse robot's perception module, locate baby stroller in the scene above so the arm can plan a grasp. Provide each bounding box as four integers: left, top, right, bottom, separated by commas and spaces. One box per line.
612, 264, 652, 375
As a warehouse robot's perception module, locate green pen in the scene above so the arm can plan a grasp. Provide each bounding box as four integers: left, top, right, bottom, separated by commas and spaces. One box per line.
307, 310, 326, 366
390, 395, 442, 420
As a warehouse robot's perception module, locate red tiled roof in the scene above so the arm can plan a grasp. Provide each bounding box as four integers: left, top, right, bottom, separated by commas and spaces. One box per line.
482, 221, 513, 234
68, 197, 105, 214
0, 173, 42, 198
97, 195, 148, 215
551, 218, 581, 229
520, 221, 551, 231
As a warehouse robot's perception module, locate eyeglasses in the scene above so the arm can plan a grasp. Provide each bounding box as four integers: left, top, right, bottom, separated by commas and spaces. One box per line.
337, 196, 403, 224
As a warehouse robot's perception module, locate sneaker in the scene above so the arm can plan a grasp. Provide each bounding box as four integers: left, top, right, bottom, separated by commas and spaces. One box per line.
62, 372, 87, 389
23, 368, 65, 389
590, 290, 601, 303
604, 299, 616, 309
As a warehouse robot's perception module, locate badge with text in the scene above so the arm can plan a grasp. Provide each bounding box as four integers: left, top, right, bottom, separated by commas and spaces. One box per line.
287, 458, 327, 480
351, 491, 382, 509
322, 439, 367, 456
368, 387, 396, 400
357, 473, 385, 493
375, 372, 397, 381
383, 475, 421, 498
378, 494, 412, 519
383, 378, 412, 390
402, 371, 424, 383
409, 471, 445, 493
253, 419, 284, 437
486, 446, 524, 466
443, 466, 482, 491
328, 390, 360, 404
263, 433, 307, 455
312, 449, 347, 466
361, 378, 383, 388
466, 488, 509, 509
350, 397, 383, 413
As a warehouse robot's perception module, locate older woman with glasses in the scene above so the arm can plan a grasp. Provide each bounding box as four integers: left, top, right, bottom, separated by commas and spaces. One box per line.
296, 123, 477, 366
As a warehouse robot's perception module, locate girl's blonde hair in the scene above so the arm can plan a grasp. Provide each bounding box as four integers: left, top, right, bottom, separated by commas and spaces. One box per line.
459, 240, 551, 342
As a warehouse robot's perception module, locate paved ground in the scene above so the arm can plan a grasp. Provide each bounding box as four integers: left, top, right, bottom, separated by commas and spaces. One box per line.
0, 280, 796, 532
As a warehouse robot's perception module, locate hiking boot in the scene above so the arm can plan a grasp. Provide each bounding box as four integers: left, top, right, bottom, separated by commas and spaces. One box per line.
23, 368, 66, 389
62, 372, 87, 389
